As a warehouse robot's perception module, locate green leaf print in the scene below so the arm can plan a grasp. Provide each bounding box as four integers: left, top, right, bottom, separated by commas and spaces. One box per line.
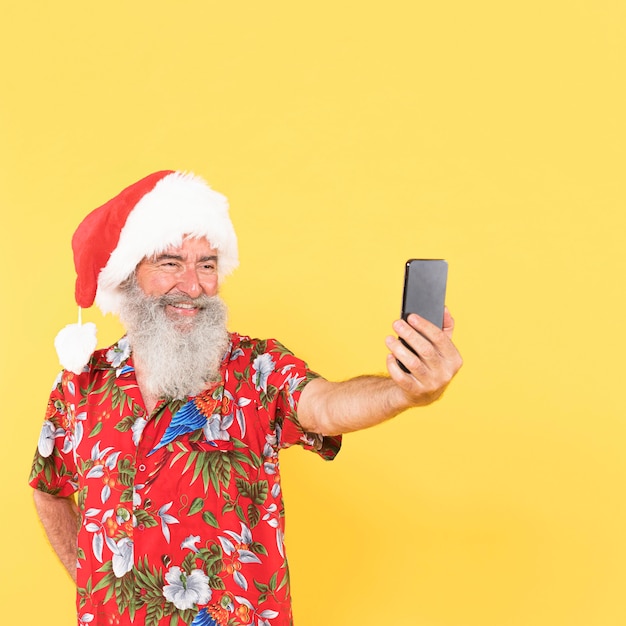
250, 480, 269, 505
134, 509, 159, 528
189, 497, 205, 515
247, 504, 260, 528
88, 421, 104, 438
235, 478, 251, 499
202, 510, 219, 528
145, 601, 165, 626
115, 414, 137, 433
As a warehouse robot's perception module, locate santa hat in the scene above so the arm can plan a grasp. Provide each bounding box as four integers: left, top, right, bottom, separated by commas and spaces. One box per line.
55, 170, 239, 373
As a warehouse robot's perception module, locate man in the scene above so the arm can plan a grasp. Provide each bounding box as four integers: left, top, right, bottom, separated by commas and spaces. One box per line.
30, 170, 462, 626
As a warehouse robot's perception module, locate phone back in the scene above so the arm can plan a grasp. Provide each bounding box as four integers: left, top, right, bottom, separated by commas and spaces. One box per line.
402, 259, 448, 328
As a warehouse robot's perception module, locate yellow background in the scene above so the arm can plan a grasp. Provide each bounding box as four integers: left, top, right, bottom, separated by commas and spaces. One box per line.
1, 1, 625, 624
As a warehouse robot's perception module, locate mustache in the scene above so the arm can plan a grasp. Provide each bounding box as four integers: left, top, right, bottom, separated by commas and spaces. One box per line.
155, 293, 215, 308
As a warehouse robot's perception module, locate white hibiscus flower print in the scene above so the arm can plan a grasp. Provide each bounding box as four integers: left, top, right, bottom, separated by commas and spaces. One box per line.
162, 566, 212, 610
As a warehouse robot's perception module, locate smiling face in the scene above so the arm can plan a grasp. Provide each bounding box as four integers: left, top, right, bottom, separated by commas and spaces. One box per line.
121, 236, 230, 399
135, 237, 219, 321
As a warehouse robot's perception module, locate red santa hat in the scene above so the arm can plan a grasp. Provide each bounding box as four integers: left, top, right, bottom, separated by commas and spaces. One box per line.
55, 170, 239, 373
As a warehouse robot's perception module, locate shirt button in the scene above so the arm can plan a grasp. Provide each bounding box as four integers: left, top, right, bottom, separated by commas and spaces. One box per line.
138, 464, 146, 472
138, 523, 145, 531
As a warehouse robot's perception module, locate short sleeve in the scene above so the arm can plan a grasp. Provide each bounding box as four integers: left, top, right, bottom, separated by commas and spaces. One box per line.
28, 371, 79, 497
263, 340, 342, 460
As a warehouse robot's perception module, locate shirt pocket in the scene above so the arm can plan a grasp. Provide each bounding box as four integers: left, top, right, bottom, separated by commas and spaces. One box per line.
155, 438, 236, 499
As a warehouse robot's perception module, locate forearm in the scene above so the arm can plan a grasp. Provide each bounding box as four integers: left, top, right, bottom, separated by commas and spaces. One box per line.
298, 313, 462, 436
299, 375, 412, 436
33, 489, 80, 583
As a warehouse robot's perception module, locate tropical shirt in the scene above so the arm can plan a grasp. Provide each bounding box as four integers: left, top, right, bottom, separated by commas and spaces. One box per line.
29, 333, 341, 626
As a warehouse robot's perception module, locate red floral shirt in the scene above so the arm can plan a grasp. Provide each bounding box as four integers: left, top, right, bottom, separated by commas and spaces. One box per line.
30, 334, 341, 626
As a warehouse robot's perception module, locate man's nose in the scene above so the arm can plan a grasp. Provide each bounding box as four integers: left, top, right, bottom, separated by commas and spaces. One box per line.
176, 266, 202, 298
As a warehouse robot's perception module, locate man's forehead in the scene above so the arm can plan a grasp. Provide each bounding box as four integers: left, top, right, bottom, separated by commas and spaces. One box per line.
145, 236, 218, 261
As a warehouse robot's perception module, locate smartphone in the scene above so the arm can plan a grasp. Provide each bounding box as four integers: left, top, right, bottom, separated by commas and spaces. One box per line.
398, 259, 448, 372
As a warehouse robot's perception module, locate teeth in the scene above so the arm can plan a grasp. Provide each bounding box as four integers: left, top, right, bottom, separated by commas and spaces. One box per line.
173, 303, 195, 309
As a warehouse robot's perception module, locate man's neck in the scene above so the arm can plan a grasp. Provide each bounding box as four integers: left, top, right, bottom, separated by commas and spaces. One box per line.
132, 355, 160, 415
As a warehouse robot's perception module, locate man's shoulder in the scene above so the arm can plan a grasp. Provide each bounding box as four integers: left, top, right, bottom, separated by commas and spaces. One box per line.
61, 336, 132, 377
228, 333, 293, 357
90, 336, 132, 371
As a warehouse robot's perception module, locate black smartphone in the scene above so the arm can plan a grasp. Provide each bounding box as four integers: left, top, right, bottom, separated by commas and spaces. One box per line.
398, 259, 448, 372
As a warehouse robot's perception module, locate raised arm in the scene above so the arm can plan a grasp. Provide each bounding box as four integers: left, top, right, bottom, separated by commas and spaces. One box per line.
33, 490, 80, 583
298, 309, 462, 436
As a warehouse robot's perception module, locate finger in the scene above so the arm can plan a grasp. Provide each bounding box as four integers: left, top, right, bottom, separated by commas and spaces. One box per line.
403, 313, 458, 361
385, 353, 426, 389
442, 307, 455, 339
385, 334, 431, 377
393, 319, 441, 364
404, 313, 441, 338
386, 353, 414, 382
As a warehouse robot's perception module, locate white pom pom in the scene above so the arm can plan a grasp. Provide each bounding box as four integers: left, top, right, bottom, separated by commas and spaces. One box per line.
54, 322, 98, 374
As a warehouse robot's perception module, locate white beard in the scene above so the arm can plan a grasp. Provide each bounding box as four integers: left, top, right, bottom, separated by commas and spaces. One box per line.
118, 278, 230, 400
